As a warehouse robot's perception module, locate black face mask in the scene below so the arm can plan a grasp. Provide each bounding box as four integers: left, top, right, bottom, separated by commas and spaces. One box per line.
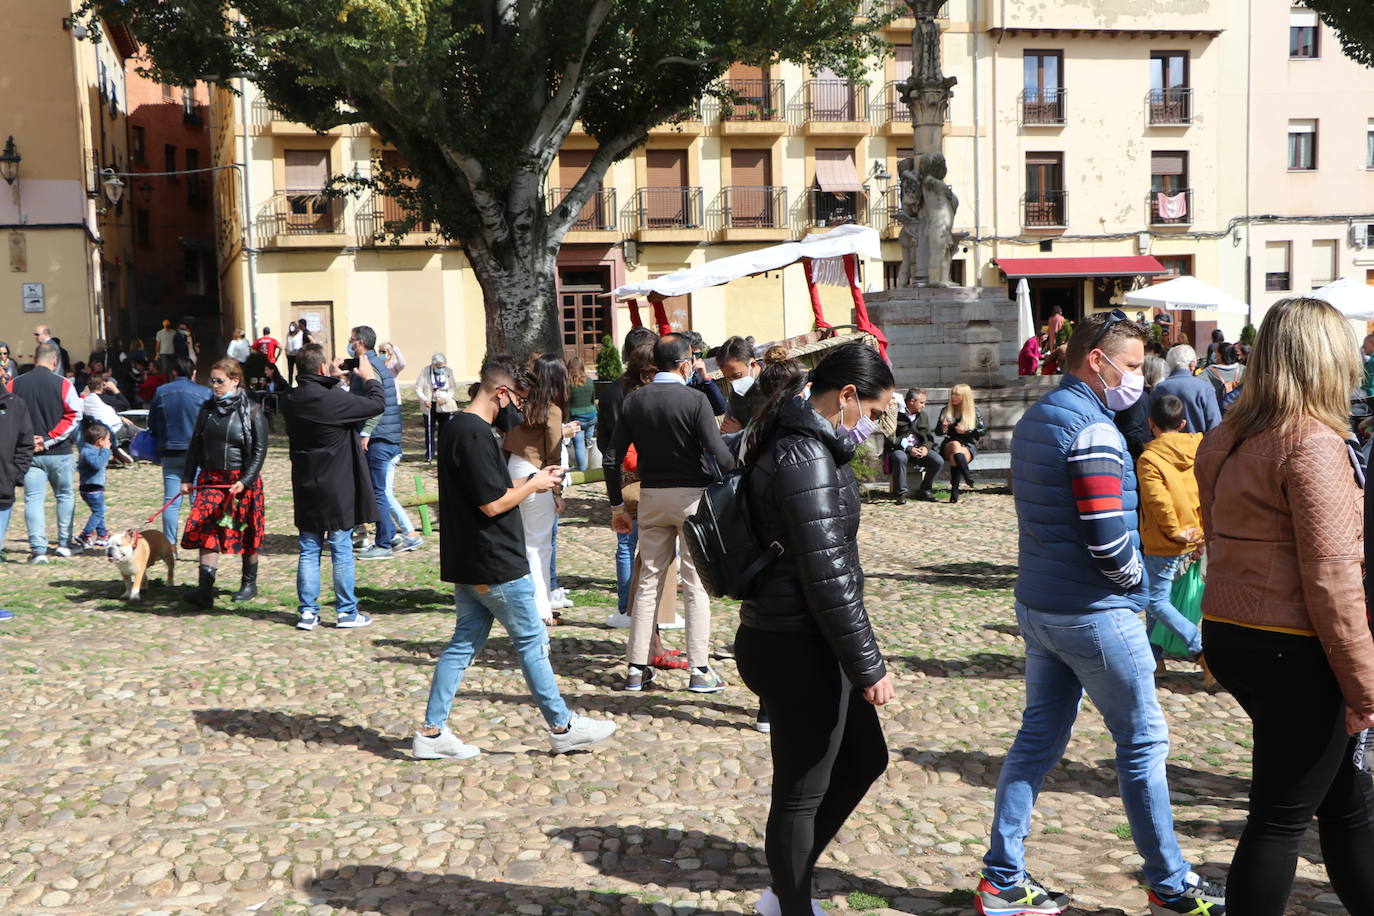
494, 401, 523, 433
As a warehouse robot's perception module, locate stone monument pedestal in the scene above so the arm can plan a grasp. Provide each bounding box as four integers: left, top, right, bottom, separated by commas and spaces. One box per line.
866, 286, 1020, 389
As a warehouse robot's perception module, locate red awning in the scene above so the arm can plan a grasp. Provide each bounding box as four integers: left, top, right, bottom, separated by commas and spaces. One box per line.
994, 256, 1167, 279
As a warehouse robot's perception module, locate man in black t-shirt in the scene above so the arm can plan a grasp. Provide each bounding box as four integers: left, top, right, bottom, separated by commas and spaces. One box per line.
413, 354, 617, 760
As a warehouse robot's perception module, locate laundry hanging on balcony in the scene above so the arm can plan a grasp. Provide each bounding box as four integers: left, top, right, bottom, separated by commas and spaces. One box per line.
1155, 191, 1188, 221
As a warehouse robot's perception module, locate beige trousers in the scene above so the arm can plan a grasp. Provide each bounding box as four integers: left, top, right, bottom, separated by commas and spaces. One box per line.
626, 486, 711, 668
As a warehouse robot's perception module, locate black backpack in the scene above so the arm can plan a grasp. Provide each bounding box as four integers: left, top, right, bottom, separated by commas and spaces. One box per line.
682, 461, 784, 600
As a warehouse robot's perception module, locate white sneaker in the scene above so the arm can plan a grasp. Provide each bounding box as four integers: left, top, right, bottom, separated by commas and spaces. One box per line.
659, 614, 685, 630
53, 545, 72, 558
754, 887, 826, 916
549, 588, 574, 610
605, 612, 632, 628
412, 728, 480, 760
548, 712, 617, 754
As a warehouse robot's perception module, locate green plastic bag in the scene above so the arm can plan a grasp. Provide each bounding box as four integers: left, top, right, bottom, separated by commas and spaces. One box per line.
1149, 559, 1204, 658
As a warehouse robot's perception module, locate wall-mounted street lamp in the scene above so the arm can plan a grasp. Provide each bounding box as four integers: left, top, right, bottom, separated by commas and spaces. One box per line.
868, 159, 892, 184
0, 136, 21, 185
100, 167, 125, 205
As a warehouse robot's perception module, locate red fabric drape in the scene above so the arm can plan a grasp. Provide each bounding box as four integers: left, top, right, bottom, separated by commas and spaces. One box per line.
626, 298, 644, 328
844, 254, 888, 361
801, 258, 833, 330
650, 297, 671, 337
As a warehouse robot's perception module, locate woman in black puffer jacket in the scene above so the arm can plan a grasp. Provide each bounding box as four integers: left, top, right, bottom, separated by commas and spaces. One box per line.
180, 358, 268, 607
737, 343, 896, 916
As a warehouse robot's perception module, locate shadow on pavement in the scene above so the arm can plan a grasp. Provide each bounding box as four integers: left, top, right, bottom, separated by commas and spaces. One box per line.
465, 690, 763, 733
897, 651, 1025, 679
49, 578, 299, 624
191, 708, 409, 760
867, 561, 1018, 590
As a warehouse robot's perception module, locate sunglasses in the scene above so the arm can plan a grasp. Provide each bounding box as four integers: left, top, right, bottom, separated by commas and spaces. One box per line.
208, 377, 232, 387
1089, 308, 1129, 352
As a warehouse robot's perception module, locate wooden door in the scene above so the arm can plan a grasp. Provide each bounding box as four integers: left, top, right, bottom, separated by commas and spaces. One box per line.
290, 301, 334, 359
558, 266, 611, 367
645, 149, 689, 227
730, 148, 772, 227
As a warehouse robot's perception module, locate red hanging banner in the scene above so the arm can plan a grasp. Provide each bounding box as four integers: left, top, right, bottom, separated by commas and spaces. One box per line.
844, 254, 888, 361
650, 297, 671, 337
801, 258, 833, 330
626, 298, 644, 328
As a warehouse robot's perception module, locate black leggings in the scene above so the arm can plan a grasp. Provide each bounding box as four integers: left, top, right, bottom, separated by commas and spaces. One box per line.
1203, 620, 1374, 916
735, 625, 888, 916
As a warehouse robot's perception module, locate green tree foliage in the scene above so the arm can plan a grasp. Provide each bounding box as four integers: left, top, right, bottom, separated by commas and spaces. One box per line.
88, 0, 885, 358
1305, 2, 1374, 67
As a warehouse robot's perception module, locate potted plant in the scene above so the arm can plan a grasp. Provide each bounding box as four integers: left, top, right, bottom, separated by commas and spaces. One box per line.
594, 334, 622, 401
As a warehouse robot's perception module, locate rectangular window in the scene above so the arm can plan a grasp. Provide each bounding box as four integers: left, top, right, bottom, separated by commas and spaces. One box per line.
1290, 8, 1320, 59
1156, 255, 1193, 277
1149, 52, 1188, 90
1265, 241, 1292, 291
135, 209, 151, 248
1025, 152, 1066, 226
1150, 151, 1189, 192
1022, 51, 1064, 123
163, 144, 177, 177
131, 126, 145, 164
283, 149, 329, 190
1367, 119, 1374, 169
283, 149, 333, 231
185, 149, 199, 173
1312, 239, 1339, 287
1288, 119, 1317, 170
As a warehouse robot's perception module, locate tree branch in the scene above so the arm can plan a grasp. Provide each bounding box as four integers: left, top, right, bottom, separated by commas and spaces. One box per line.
526, 0, 615, 155
544, 129, 640, 238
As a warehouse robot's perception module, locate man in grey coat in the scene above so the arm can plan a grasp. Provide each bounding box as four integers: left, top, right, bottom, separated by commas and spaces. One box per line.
1150, 345, 1220, 434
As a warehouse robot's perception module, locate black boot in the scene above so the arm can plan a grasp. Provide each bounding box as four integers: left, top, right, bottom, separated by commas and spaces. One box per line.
954, 453, 975, 489
949, 468, 961, 504
186, 564, 217, 607
233, 556, 258, 601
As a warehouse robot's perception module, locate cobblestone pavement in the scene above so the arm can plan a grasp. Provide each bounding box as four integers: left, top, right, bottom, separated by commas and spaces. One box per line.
0, 421, 1343, 916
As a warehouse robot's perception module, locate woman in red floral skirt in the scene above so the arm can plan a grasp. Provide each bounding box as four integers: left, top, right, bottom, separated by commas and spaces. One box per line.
180, 359, 268, 606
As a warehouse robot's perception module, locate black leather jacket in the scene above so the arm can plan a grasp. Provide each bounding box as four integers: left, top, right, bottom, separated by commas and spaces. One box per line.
183, 391, 268, 485
936, 407, 987, 449
740, 397, 886, 688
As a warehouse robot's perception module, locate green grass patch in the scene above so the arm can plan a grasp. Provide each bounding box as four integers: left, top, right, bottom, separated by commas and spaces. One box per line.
1110, 823, 1132, 840
847, 891, 889, 910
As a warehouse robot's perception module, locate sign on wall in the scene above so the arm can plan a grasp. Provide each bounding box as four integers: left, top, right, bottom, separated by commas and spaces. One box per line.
8, 232, 26, 272
21, 282, 44, 313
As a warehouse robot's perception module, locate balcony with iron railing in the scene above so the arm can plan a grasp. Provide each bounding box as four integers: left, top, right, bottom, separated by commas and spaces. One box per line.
802, 80, 870, 134
550, 187, 617, 232
633, 187, 705, 238
869, 0, 948, 25
875, 186, 905, 236
356, 193, 437, 244
258, 191, 345, 245
1148, 88, 1193, 126
1023, 190, 1068, 228
879, 80, 952, 133
647, 102, 705, 136
250, 96, 350, 135
1147, 188, 1193, 226
1020, 88, 1067, 126
718, 79, 787, 135
806, 189, 869, 228
720, 186, 788, 236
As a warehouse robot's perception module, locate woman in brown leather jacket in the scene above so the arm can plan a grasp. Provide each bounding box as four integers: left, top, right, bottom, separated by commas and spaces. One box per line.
1196, 297, 1374, 915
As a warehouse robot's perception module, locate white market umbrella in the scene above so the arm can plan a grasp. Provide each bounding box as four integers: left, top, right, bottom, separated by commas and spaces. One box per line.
1123, 275, 1249, 315
1016, 278, 1034, 347
1311, 277, 1374, 320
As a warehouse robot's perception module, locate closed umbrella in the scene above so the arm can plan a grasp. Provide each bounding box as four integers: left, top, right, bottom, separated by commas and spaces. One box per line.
1016, 278, 1034, 347
1311, 277, 1374, 320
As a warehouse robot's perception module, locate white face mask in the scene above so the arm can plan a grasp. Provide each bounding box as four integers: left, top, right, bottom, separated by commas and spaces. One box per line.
1097, 353, 1145, 411
730, 375, 755, 397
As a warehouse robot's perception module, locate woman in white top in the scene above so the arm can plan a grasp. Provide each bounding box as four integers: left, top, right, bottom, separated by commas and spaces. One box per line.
285, 321, 305, 384
226, 329, 251, 363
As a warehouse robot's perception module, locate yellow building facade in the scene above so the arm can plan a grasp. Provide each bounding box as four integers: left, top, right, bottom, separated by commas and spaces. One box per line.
209, 0, 1373, 381
0, 2, 136, 365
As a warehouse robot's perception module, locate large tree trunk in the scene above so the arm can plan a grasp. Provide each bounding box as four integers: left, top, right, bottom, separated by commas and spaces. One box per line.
459, 196, 564, 363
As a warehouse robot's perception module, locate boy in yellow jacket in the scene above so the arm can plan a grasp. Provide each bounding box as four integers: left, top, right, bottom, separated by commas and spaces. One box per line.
1137, 394, 1205, 660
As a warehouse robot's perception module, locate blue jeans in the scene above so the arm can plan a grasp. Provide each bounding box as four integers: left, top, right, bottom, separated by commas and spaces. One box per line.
986, 602, 1191, 896
366, 440, 400, 548
0, 504, 12, 555
1143, 553, 1202, 657
615, 522, 639, 615
297, 529, 358, 618
383, 449, 415, 536
569, 416, 597, 471
160, 452, 186, 544
23, 452, 76, 553
424, 575, 570, 730
80, 488, 107, 538
549, 514, 559, 591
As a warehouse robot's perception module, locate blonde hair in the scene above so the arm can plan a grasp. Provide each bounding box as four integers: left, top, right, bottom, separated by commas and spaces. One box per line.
1224, 297, 1358, 438
941, 383, 977, 431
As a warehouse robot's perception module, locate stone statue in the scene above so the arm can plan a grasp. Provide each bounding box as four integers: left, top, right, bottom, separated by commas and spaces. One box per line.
895, 0, 960, 288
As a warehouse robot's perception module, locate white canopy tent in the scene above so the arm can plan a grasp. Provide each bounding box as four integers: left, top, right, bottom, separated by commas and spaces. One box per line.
1311, 277, 1374, 320
1122, 275, 1249, 315
612, 224, 882, 300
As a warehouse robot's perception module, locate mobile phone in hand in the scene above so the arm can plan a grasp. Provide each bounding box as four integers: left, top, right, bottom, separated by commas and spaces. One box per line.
340, 357, 359, 371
